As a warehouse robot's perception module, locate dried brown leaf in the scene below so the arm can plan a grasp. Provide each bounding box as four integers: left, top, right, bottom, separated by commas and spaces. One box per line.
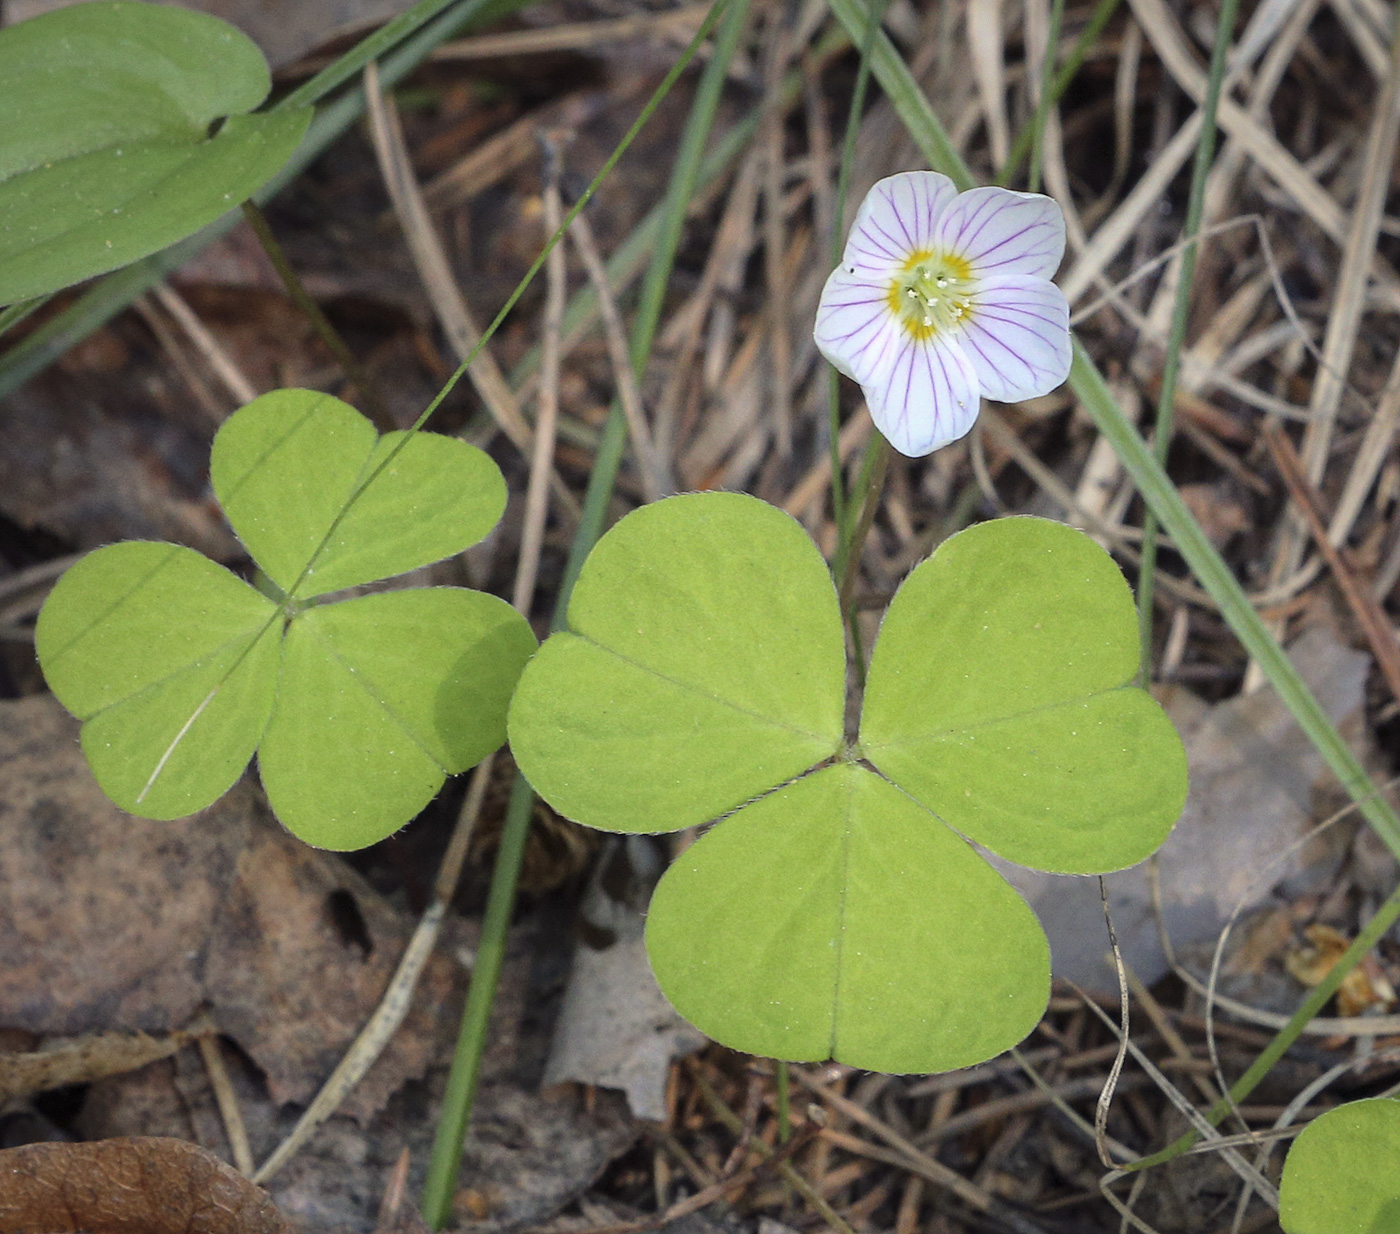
0, 1137, 291, 1234
0, 695, 462, 1120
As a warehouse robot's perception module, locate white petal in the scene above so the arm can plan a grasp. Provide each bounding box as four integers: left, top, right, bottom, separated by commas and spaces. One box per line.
934, 187, 1066, 280
841, 171, 959, 275
867, 332, 982, 458
814, 265, 900, 385
959, 275, 1072, 403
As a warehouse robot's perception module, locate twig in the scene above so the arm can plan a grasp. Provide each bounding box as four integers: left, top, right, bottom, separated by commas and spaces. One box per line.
515, 138, 569, 614
364, 62, 528, 445
252, 754, 497, 1183
547, 1125, 821, 1234
568, 211, 670, 501
1074, 990, 1280, 1204
363, 60, 578, 528
690, 1065, 856, 1234
791, 1066, 1051, 1233
374, 1149, 414, 1234
431, 5, 709, 62
197, 1034, 254, 1176
782, 407, 871, 516
1263, 420, 1400, 707
153, 284, 258, 407
1252, 7, 1400, 683
760, 10, 793, 458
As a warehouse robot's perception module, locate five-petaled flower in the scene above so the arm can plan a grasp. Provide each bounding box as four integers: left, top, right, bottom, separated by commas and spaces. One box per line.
814, 171, 1072, 457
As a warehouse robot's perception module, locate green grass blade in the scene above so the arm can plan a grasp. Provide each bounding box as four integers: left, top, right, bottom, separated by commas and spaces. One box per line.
999, 0, 1121, 186
823, 0, 1400, 1141
419, 0, 748, 1221
825, 0, 972, 189
1136, 0, 1241, 674
508, 114, 760, 392
555, 0, 752, 619
1026, 0, 1065, 194
1069, 344, 1400, 857
505, 24, 849, 395
274, 0, 477, 112
1130, 873, 1400, 1171
0, 297, 40, 340
421, 776, 535, 1221
825, 0, 889, 540
820, 0, 1400, 861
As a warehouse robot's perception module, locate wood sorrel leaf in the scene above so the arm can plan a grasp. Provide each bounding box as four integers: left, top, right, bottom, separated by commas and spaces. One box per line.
258, 588, 536, 850
0, 1, 311, 304
210, 389, 507, 599
36, 394, 531, 850
507, 492, 846, 833
646, 763, 1049, 1071
1279, 1098, 1400, 1233
860, 516, 1187, 873
35, 541, 281, 819
509, 493, 1186, 1072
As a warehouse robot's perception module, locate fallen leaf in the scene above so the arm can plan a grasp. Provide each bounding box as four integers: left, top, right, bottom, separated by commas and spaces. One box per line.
0, 1136, 292, 1234
543, 837, 705, 1121
0, 694, 462, 1120
1286, 923, 1398, 1017
0, 695, 249, 1034
77, 1024, 636, 1232
0, 372, 238, 559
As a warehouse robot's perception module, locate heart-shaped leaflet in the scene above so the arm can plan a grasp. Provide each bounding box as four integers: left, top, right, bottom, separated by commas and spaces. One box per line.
0, 3, 311, 303
37, 390, 535, 850
509, 492, 1186, 1072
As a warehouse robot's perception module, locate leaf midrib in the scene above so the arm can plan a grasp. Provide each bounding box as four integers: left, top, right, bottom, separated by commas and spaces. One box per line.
860, 681, 1139, 752
300, 619, 449, 773
573, 629, 842, 747
75, 608, 277, 720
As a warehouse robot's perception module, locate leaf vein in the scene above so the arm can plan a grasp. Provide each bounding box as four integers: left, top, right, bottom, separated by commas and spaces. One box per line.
304, 623, 450, 773
861, 683, 1138, 750
571, 631, 839, 745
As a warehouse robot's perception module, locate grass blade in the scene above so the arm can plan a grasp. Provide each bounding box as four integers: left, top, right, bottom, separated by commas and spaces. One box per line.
418, 0, 749, 1221
823, 0, 1400, 1144
1135, 0, 1241, 675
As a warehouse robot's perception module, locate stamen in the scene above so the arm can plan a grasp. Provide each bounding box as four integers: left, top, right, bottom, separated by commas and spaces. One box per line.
889, 250, 975, 338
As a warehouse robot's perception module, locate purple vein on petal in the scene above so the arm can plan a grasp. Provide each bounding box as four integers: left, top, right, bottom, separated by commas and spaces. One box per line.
866, 212, 911, 262
976, 305, 1064, 332
883, 184, 918, 252
971, 224, 1050, 271
849, 229, 903, 265
920, 343, 945, 452
961, 326, 1031, 386
949, 194, 999, 252
818, 305, 885, 346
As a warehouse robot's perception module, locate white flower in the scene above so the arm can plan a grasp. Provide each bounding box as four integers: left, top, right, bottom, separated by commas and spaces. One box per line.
814, 171, 1072, 458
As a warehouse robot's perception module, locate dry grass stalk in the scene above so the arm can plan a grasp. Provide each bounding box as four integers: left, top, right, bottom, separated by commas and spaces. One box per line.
568, 210, 670, 501
514, 143, 569, 614
432, 6, 710, 63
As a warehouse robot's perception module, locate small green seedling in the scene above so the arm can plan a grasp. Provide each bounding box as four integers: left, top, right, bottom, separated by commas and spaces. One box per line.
0, 1, 311, 304
1280, 1097, 1400, 1233
36, 389, 535, 850
509, 492, 1187, 1073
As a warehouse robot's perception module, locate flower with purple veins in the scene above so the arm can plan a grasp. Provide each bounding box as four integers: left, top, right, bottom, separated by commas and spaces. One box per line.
814, 171, 1073, 458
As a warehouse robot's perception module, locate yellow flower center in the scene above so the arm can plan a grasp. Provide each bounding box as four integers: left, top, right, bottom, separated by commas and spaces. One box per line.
888, 250, 974, 341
